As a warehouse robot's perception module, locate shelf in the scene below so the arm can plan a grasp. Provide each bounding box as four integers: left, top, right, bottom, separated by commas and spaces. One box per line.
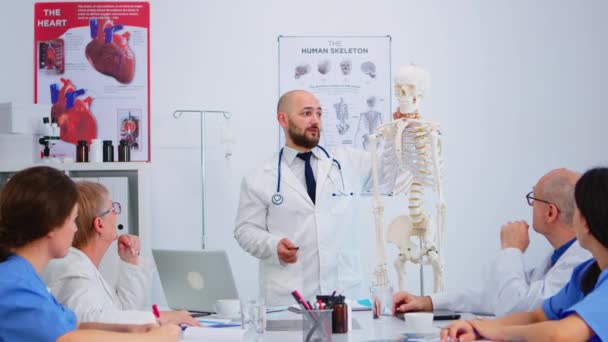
0, 161, 150, 173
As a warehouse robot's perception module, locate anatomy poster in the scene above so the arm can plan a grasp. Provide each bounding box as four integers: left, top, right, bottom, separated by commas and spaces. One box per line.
35, 2, 150, 161
279, 36, 391, 151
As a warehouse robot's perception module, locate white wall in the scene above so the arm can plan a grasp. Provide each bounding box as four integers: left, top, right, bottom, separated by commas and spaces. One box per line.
1, 0, 608, 303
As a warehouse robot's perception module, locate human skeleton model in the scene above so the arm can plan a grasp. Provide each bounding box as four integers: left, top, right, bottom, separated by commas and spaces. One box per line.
334, 97, 350, 135
370, 65, 446, 294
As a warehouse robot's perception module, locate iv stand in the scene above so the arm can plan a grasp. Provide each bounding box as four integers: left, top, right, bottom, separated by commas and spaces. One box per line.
173, 109, 232, 249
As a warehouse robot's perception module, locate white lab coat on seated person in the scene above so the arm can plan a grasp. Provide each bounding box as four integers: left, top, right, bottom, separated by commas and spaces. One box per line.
430, 240, 590, 316
43, 247, 156, 324
234, 146, 371, 306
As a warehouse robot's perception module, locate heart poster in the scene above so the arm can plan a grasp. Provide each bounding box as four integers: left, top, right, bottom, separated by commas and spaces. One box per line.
35, 2, 150, 161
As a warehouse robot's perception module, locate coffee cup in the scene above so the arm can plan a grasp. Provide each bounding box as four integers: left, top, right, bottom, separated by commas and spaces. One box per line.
404, 312, 433, 333
215, 299, 241, 317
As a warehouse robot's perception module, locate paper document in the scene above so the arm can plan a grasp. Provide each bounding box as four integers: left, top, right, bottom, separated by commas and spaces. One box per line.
180, 326, 244, 342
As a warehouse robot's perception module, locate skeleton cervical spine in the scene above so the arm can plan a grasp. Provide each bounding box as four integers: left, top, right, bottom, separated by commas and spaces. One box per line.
370, 65, 445, 295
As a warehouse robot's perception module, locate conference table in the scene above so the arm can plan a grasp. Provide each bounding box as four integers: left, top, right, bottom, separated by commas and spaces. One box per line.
180, 310, 491, 342
245, 309, 468, 341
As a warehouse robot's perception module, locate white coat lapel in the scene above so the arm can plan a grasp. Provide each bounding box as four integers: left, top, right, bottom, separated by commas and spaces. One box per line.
282, 165, 314, 205
265, 156, 313, 205
73, 248, 114, 300
316, 154, 332, 200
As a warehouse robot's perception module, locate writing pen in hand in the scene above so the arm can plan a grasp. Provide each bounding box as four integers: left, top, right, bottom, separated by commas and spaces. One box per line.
152, 304, 161, 325
288, 246, 300, 251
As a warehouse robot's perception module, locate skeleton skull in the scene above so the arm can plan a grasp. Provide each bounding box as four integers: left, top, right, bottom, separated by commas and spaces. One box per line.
317, 59, 331, 75
294, 63, 310, 79
340, 59, 351, 75
361, 61, 376, 78
366, 96, 377, 108
394, 65, 431, 114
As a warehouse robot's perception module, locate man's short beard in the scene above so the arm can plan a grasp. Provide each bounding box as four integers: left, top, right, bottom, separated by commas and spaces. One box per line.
288, 125, 319, 149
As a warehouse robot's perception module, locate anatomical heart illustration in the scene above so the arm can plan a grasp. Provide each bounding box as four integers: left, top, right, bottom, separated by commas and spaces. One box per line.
86, 18, 135, 84
50, 78, 97, 146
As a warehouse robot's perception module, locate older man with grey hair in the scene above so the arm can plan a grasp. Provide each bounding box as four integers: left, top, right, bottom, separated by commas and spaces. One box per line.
393, 168, 591, 317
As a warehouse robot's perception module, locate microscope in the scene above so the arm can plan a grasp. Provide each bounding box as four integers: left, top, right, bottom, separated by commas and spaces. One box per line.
38, 116, 60, 161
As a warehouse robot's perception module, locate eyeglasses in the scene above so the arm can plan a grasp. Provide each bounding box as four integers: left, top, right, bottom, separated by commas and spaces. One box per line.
525, 191, 560, 212
99, 202, 121, 217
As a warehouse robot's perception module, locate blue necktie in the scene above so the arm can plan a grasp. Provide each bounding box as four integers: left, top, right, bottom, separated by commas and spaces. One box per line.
297, 152, 316, 204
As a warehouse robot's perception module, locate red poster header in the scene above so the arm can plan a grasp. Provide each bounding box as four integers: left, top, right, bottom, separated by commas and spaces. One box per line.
35, 2, 149, 41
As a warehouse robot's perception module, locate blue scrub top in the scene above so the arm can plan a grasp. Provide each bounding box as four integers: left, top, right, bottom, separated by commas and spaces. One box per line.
543, 258, 608, 342
0, 254, 77, 341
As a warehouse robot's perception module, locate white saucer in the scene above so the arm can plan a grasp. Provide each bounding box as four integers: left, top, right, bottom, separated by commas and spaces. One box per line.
402, 328, 439, 339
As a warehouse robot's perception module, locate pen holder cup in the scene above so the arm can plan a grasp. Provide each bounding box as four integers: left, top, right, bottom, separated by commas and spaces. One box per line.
302, 309, 333, 342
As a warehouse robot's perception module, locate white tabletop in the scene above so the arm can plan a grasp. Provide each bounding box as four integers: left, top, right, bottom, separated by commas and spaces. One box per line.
247, 310, 459, 342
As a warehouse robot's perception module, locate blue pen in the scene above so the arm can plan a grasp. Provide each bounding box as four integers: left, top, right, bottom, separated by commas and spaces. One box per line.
198, 319, 234, 324
207, 323, 241, 328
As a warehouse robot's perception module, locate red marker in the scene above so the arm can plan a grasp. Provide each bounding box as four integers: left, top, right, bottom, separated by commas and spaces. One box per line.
152, 304, 161, 324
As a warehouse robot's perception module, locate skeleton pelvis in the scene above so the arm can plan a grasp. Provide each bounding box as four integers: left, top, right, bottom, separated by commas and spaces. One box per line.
386, 215, 414, 248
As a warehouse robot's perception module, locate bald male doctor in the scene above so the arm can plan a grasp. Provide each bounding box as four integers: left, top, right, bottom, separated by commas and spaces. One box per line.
234, 90, 374, 306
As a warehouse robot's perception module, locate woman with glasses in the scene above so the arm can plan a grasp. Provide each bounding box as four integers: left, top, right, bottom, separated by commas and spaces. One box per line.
441, 167, 608, 341
0, 167, 179, 341
44, 181, 199, 327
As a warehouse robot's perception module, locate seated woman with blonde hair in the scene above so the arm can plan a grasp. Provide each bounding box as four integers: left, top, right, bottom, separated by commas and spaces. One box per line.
441, 167, 608, 342
44, 181, 198, 326
0, 166, 179, 341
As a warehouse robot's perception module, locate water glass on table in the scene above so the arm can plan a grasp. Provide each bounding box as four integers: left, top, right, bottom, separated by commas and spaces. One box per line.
241, 299, 266, 334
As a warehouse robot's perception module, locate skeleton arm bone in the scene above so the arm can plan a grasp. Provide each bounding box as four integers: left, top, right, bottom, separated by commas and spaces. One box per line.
430, 129, 446, 273
370, 132, 398, 287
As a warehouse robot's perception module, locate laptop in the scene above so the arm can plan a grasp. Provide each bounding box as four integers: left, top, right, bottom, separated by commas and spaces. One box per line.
152, 249, 239, 315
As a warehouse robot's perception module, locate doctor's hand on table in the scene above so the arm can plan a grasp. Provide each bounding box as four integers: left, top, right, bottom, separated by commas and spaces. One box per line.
159, 310, 202, 327
500, 220, 530, 252
277, 238, 299, 264
440, 319, 478, 341
441, 318, 505, 341
393, 291, 433, 314
118, 234, 141, 264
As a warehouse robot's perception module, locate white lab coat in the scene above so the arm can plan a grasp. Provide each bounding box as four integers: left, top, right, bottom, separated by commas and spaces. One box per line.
43, 247, 156, 324
234, 146, 371, 306
430, 240, 591, 316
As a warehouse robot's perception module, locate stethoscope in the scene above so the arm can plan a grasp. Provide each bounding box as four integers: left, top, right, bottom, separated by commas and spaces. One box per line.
271, 145, 354, 206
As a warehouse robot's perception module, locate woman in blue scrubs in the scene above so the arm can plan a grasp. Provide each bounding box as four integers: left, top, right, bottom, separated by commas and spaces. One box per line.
441, 167, 608, 342
0, 166, 179, 342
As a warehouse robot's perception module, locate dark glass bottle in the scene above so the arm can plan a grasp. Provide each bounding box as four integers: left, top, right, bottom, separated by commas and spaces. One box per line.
103, 140, 114, 162
76, 140, 89, 162
332, 296, 348, 333
118, 139, 130, 162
